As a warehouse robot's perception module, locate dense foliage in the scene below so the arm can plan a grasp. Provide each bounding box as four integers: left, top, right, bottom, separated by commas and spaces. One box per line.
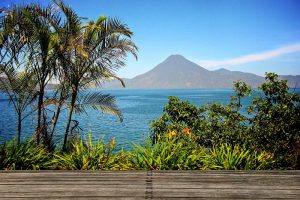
50, 134, 131, 170
0, 134, 274, 170
151, 73, 300, 169
0, 139, 50, 170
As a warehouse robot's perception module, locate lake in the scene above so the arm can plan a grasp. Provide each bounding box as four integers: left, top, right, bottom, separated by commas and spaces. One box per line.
0, 89, 268, 149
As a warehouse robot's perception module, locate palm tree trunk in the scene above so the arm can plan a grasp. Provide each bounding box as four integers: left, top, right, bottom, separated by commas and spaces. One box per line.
50, 88, 66, 141
63, 89, 77, 151
50, 105, 61, 141
36, 86, 44, 145
17, 113, 21, 145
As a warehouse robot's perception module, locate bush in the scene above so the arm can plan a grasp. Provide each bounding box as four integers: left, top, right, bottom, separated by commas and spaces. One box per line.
0, 134, 276, 170
151, 97, 249, 148
130, 135, 274, 170
0, 139, 51, 170
131, 134, 205, 170
201, 144, 274, 170
50, 134, 130, 170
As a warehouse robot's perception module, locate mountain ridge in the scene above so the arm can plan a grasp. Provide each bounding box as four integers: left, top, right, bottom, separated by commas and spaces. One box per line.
101, 55, 300, 89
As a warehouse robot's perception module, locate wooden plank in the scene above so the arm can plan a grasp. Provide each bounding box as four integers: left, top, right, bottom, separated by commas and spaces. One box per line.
0, 198, 295, 200
151, 189, 300, 199
0, 198, 146, 200
1, 184, 296, 193
0, 190, 298, 199
0, 180, 298, 187
0, 180, 146, 185
0, 171, 299, 199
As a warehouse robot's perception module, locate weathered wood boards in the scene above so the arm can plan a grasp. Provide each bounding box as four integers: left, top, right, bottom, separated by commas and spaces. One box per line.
0, 171, 299, 199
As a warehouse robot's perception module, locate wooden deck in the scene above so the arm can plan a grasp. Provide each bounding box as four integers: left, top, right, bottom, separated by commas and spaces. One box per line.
0, 171, 299, 199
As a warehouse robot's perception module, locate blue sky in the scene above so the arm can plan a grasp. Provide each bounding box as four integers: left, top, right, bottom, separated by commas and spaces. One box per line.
1, 0, 300, 77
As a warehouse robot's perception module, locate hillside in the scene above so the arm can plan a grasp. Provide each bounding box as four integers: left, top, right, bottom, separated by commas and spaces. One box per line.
101, 55, 300, 89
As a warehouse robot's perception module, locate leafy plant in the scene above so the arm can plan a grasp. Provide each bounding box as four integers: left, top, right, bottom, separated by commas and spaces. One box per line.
151, 96, 206, 143
51, 134, 123, 170
131, 135, 204, 170
0, 139, 51, 170
201, 144, 274, 170
151, 96, 250, 148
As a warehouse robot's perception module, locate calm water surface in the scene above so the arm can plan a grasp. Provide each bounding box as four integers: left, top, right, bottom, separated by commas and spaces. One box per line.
0, 89, 266, 149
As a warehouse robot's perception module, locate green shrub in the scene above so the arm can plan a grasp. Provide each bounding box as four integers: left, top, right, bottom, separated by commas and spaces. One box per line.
131, 136, 274, 170
0, 139, 51, 170
131, 134, 205, 170
202, 144, 274, 170
0, 135, 276, 170
50, 134, 129, 170
110, 148, 134, 170
151, 97, 249, 148
151, 96, 205, 143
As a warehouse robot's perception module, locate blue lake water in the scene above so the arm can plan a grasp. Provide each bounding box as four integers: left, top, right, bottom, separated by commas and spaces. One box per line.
0, 89, 286, 149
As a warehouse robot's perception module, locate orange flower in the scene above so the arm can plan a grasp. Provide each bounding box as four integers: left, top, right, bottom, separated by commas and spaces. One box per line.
183, 127, 191, 135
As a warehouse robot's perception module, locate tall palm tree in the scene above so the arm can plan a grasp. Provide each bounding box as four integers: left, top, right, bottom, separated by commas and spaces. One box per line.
0, 4, 37, 144
22, 4, 62, 144
52, 1, 138, 150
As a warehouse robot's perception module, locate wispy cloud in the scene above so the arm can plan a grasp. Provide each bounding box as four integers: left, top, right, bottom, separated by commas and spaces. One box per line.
199, 43, 300, 68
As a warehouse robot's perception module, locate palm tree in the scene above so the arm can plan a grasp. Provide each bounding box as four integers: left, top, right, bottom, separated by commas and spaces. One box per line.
22, 4, 62, 144
1, 1, 138, 150
0, 65, 37, 144
52, 1, 138, 150
0, 4, 37, 144
48, 75, 70, 142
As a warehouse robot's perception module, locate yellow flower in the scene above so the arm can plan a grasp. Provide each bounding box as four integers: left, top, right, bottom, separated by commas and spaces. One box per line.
168, 130, 176, 138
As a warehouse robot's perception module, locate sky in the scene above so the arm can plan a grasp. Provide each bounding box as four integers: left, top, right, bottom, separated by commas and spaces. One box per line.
1, 0, 300, 78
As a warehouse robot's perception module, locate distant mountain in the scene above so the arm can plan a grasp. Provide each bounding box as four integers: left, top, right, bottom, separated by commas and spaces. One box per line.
279, 75, 300, 88
101, 55, 300, 89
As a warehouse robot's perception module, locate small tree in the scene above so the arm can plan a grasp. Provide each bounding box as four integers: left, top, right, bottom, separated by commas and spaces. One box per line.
248, 73, 300, 168
0, 65, 37, 144
0, 5, 37, 144
230, 80, 251, 110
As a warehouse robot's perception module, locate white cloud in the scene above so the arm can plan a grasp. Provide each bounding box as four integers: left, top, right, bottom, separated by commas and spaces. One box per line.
199, 43, 300, 68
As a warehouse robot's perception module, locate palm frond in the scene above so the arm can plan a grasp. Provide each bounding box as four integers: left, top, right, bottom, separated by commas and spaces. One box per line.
106, 18, 133, 37
52, 0, 82, 36
110, 75, 125, 88
0, 63, 37, 113
74, 92, 123, 122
